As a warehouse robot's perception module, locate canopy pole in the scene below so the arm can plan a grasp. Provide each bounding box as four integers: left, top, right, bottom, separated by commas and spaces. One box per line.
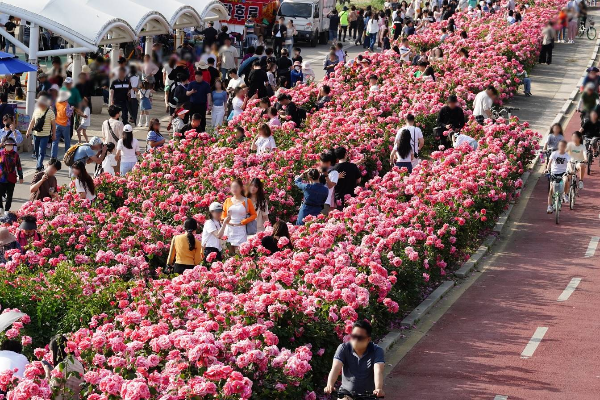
38, 47, 91, 57
175, 29, 184, 50
109, 45, 119, 105
26, 23, 39, 116
72, 53, 82, 81
0, 29, 28, 54
145, 36, 153, 56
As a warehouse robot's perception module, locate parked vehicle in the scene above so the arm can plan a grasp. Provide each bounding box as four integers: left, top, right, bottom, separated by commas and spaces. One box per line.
277, 0, 335, 46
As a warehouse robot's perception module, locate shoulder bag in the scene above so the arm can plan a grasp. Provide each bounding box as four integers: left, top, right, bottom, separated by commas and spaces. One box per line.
244, 198, 258, 235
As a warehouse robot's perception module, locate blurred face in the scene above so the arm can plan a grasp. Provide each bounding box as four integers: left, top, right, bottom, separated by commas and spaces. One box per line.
349, 327, 370, 350
558, 141, 567, 153
231, 181, 243, 196
210, 210, 223, 220
4, 144, 14, 152
248, 183, 258, 195
448, 100, 457, 109
592, 111, 598, 122
369, 78, 377, 86
47, 165, 58, 176
195, 74, 203, 83
72, 167, 81, 177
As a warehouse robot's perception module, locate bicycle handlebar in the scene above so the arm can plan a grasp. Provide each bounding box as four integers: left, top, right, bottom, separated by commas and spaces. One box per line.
332, 391, 385, 400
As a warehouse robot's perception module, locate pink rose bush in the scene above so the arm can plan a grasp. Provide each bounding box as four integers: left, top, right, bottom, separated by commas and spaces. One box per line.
0, 0, 559, 397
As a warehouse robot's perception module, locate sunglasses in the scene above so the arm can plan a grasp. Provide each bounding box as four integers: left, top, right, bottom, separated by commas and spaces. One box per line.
350, 334, 367, 341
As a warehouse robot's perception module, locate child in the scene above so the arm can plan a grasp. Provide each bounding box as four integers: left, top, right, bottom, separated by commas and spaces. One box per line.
100, 142, 117, 176
171, 108, 188, 133
0, 137, 23, 214
267, 107, 281, 127
251, 123, 277, 155
546, 140, 570, 213
235, 126, 245, 143
335, 43, 346, 64
76, 98, 90, 143
566, 131, 587, 189
290, 61, 304, 87
292, 47, 303, 64
369, 74, 379, 92
324, 51, 339, 78
138, 81, 153, 127
202, 202, 229, 262
0, 114, 23, 149
302, 61, 316, 83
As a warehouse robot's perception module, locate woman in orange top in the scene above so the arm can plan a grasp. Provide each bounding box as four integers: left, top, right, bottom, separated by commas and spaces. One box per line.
222, 178, 257, 252
167, 217, 203, 274
557, 8, 568, 43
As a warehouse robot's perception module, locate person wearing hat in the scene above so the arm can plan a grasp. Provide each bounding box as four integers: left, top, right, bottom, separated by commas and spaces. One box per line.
202, 202, 230, 263
30, 158, 61, 202
435, 95, 466, 148
581, 67, 600, 93
339, 6, 350, 42
0, 137, 22, 214
171, 108, 190, 133
196, 60, 212, 84
0, 227, 20, 263
185, 71, 212, 133
26, 95, 56, 172
115, 124, 140, 175
71, 137, 107, 178
16, 215, 41, 249
290, 61, 304, 87
50, 89, 72, 161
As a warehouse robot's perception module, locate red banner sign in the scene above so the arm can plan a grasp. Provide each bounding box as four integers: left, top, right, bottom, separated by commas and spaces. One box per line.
222, 0, 279, 25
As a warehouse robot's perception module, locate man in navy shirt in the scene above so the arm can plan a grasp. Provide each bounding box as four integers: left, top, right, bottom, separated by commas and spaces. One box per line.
185, 71, 212, 133
324, 320, 385, 398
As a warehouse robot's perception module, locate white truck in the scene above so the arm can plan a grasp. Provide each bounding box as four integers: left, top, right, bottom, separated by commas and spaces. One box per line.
277, 0, 336, 47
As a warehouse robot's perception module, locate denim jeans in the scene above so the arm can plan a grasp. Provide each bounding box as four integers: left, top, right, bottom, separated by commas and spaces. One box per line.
4, 41, 15, 55
369, 33, 377, 50
51, 124, 70, 159
33, 135, 50, 171
523, 77, 531, 94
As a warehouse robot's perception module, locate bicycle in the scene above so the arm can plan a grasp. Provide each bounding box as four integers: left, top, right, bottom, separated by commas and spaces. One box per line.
547, 173, 566, 224
584, 136, 595, 175
578, 16, 597, 40
568, 161, 581, 210
492, 106, 519, 120
333, 390, 384, 400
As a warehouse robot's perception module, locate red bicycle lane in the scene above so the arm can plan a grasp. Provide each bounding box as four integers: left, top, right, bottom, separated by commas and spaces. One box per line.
383, 112, 600, 400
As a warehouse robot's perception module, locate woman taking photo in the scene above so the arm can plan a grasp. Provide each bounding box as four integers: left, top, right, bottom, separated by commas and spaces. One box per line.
247, 178, 269, 232
116, 124, 141, 175
202, 202, 230, 262
294, 168, 328, 225
222, 178, 257, 251
167, 217, 203, 274
71, 161, 96, 201
390, 128, 414, 173
261, 220, 293, 254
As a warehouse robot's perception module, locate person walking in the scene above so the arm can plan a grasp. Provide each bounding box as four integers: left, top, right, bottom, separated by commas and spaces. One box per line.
295, 168, 329, 225
26, 95, 56, 172
0, 137, 22, 214
539, 21, 556, 64
367, 15, 380, 51
349, 6, 358, 41
102, 105, 124, 172
167, 217, 204, 274
116, 124, 140, 175
137, 81, 153, 127
339, 6, 350, 42
109, 67, 131, 124
185, 71, 212, 133
328, 10, 340, 44
51, 89, 72, 160
272, 17, 287, 58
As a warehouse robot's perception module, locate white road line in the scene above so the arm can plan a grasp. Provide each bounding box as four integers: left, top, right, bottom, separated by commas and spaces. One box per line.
521, 327, 548, 359
557, 278, 582, 302
585, 236, 600, 258
494, 396, 508, 400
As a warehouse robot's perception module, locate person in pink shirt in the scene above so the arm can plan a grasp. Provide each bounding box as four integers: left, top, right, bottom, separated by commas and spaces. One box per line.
142, 55, 159, 89
267, 107, 281, 127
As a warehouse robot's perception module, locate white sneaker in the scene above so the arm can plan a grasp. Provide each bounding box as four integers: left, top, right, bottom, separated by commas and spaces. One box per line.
563, 193, 569, 203
3, 211, 8, 216
547, 205, 554, 214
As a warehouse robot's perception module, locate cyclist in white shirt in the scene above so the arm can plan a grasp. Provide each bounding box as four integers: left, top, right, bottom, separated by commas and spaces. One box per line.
546, 140, 571, 213
394, 113, 424, 166
566, 131, 587, 189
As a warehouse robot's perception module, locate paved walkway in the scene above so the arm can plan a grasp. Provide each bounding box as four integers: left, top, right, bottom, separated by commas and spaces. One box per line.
384, 10, 600, 400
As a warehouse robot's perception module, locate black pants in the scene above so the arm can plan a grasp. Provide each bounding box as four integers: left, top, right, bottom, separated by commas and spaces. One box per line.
358, 29, 366, 46
114, 100, 129, 125
0, 182, 15, 211
539, 44, 553, 64
338, 25, 348, 41
189, 102, 207, 132
173, 263, 194, 274
349, 21, 358, 39
129, 98, 139, 125
204, 247, 222, 263
273, 38, 284, 58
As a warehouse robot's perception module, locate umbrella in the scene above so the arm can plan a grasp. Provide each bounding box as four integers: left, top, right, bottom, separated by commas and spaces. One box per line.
0, 310, 25, 333
0, 51, 37, 75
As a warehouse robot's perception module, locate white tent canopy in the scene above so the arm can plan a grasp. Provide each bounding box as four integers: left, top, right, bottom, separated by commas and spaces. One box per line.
83, 0, 172, 36
128, 0, 202, 29
184, 0, 229, 21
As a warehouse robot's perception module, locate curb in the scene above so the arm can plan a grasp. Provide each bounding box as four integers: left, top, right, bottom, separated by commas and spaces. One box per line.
376, 39, 600, 353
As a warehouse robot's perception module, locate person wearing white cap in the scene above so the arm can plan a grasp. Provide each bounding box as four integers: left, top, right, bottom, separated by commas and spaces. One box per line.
71, 136, 106, 170
202, 202, 230, 262
50, 89, 72, 161
116, 124, 140, 175
26, 95, 56, 172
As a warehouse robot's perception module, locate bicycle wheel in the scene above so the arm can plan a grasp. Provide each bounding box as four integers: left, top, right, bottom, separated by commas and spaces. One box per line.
588, 26, 597, 40
588, 158, 592, 175
570, 185, 576, 210
555, 195, 560, 224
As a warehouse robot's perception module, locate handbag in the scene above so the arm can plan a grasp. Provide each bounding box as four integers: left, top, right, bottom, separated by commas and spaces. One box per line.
244, 198, 257, 235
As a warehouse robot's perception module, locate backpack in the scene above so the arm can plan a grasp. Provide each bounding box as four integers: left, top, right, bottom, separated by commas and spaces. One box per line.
63, 144, 87, 167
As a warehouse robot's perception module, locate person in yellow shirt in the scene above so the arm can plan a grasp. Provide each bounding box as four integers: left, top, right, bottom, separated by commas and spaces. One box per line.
167, 217, 204, 274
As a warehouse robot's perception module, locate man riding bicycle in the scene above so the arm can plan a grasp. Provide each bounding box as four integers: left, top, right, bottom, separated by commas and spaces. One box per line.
546, 140, 571, 213
324, 320, 385, 399
578, 82, 599, 122
580, 109, 600, 156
